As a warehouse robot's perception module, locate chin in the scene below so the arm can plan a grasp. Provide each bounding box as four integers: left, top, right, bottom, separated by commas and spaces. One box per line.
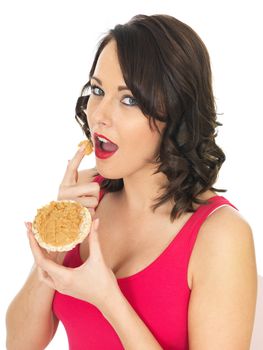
95, 166, 122, 180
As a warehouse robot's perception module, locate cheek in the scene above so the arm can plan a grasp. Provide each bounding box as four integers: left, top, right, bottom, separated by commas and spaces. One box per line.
125, 122, 162, 159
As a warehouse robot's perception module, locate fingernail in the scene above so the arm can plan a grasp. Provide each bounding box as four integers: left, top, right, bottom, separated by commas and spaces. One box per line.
24, 222, 29, 229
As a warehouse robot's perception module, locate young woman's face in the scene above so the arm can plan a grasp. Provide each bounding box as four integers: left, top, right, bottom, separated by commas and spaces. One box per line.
86, 40, 165, 179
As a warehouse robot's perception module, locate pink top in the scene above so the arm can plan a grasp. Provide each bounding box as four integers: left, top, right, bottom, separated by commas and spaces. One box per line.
52, 175, 237, 349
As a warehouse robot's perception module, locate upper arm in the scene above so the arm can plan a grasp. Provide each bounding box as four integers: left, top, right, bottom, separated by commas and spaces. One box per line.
188, 206, 257, 350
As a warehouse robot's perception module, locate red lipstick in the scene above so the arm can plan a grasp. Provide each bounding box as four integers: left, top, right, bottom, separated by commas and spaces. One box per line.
94, 133, 119, 159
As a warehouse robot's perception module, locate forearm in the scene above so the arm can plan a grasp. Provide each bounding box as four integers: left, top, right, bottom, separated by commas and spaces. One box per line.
6, 264, 56, 350
101, 289, 163, 350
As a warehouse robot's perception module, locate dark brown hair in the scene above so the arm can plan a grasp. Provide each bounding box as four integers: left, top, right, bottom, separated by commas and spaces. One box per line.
75, 14, 226, 221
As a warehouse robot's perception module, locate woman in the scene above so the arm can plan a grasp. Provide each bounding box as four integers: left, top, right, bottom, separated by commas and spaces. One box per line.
6, 14, 257, 349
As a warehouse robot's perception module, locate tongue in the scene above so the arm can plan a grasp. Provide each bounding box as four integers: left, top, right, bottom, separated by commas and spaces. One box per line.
101, 142, 118, 152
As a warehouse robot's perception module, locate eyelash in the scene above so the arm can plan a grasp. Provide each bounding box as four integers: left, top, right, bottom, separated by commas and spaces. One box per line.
90, 84, 138, 107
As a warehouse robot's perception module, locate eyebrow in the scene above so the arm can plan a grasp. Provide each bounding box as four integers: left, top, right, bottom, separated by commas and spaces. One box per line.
90, 76, 130, 92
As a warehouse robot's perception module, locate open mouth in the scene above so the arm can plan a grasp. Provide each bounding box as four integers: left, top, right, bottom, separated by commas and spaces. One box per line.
94, 133, 119, 158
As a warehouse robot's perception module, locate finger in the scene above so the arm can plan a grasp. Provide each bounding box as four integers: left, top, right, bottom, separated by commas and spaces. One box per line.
70, 198, 99, 213
25, 222, 50, 256
61, 145, 86, 186
78, 168, 98, 183
61, 182, 100, 201
79, 196, 98, 207
25, 221, 32, 230
29, 235, 70, 284
25, 222, 67, 265
93, 217, 100, 230
88, 208, 95, 218
26, 222, 48, 259
88, 218, 102, 258
27, 229, 64, 272
27, 228, 46, 263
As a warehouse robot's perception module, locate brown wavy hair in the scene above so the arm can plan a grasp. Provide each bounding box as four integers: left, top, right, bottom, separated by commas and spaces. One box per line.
75, 14, 226, 221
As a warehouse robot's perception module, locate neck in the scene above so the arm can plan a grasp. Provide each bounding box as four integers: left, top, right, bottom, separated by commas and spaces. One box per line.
117, 166, 173, 217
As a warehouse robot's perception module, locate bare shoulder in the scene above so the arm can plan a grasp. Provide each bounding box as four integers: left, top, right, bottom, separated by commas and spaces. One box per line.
189, 203, 254, 273
188, 204, 258, 349
198, 205, 253, 247
195, 205, 254, 264
77, 167, 99, 185
191, 204, 257, 286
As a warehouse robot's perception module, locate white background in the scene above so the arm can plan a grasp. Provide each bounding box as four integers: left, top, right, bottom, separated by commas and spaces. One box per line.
1, 0, 262, 348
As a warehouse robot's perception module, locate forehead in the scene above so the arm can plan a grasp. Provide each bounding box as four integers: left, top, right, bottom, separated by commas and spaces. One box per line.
93, 40, 125, 84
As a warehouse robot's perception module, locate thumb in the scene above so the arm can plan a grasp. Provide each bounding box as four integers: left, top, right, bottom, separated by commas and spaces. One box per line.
88, 208, 95, 219
88, 218, 101, 257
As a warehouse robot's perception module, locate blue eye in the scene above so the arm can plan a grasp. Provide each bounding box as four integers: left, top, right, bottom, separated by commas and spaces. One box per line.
90, 85, 104, 96
90, 84, 137, 107
122, 96, 138, 106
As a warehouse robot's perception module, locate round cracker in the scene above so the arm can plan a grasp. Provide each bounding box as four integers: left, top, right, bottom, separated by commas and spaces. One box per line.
32, 200, 92, 252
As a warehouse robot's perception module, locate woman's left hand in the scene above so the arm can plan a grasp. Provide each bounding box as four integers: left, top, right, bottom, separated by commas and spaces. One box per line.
26, 218, 120, 311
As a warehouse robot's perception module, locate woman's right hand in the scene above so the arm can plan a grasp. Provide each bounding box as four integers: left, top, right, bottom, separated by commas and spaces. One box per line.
57, 145, 100, 219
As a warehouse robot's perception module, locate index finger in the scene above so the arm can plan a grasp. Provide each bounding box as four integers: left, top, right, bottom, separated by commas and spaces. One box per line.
61, 145, 86, 186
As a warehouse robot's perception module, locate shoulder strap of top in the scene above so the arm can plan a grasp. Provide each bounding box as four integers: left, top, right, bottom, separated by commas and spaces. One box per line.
93, 174, 104, 184
187, 196, 238, 255
89, 178, 238, 262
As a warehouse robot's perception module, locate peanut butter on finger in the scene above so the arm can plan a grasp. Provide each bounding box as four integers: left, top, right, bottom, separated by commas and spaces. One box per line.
78, 140, 93, 155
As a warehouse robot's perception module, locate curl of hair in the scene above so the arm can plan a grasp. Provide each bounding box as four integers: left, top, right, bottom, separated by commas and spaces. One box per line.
75, 14, 226, 222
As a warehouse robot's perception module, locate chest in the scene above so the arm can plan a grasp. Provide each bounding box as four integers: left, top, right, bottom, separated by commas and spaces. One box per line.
80, 192, 193, 281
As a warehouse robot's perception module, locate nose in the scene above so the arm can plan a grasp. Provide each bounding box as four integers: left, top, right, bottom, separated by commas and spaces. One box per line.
88, 95, 115, 127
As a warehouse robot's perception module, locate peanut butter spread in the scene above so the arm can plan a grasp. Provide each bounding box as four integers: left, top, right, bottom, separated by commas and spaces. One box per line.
32, 200, 92, 252
78, 139, 93, 155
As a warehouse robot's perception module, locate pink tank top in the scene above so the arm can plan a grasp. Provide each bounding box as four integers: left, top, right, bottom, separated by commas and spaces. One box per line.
52, 175, 237, 349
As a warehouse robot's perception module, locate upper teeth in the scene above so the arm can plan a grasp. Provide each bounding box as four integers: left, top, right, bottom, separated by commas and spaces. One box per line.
98, 136, 109, 143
